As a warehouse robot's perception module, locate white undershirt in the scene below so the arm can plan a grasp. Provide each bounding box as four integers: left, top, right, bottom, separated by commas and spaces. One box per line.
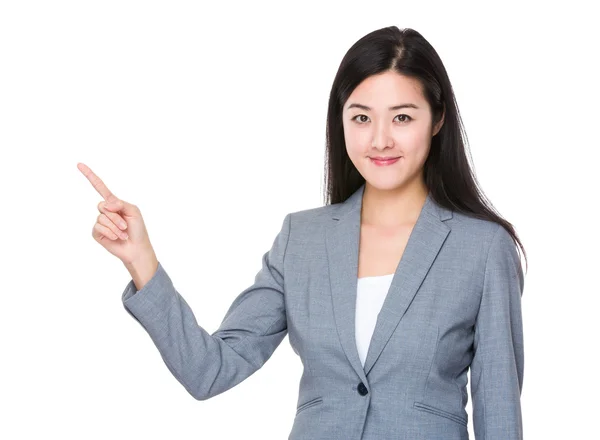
355, 273, 395, 367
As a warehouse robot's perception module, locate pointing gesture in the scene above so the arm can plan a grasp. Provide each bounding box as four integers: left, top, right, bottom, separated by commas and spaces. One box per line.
78, 162, 122, 205
78, 162, 157, 281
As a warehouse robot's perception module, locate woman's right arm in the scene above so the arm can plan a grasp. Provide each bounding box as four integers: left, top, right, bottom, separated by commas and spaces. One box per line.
78, 162, 290, 401
121, 213, 291, 400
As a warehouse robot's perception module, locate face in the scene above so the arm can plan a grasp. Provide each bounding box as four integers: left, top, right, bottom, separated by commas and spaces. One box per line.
342, 70, 444, 192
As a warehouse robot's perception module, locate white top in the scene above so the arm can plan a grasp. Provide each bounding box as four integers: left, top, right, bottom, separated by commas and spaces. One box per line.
355, 273, 394, 367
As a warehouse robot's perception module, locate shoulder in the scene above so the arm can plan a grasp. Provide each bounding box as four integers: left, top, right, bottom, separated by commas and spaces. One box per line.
287, 203, 339, 227
278, 203, 341, 246
448, 210, 514, 248
444, 211, 524, 294
445, 210, 521, 270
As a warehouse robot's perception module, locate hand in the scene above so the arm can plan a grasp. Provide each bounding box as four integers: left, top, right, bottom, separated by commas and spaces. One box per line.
78, 162, 156, 267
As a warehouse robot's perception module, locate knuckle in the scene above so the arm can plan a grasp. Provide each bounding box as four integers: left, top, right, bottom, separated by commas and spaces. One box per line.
98, 215, 112, 229
103, 227, 115, 239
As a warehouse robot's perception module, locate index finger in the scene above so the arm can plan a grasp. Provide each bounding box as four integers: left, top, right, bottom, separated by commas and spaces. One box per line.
77, 162, 118, 202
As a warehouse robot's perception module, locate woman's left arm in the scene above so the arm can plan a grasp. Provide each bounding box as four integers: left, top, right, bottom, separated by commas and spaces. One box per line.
470, 224, 525, 440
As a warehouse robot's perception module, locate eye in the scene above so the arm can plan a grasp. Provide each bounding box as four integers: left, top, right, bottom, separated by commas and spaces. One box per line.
350, 114, 412, 124
394, 114, 412, 123
351, 114, 370, 124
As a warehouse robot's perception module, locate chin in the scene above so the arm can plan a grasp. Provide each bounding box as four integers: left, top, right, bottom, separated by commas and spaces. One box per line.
364, 178, 406, 192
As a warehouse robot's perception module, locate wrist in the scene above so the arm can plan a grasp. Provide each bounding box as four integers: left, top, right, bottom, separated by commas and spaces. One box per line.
124, 251, 159, 291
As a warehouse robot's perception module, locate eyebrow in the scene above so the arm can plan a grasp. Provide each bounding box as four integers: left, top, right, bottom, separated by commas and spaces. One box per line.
346, 103, 419, 111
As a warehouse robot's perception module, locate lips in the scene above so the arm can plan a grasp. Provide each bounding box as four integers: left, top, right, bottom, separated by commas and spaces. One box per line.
369, 156, 401, 166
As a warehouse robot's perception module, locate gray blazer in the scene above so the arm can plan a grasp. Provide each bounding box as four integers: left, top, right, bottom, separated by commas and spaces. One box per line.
122, 183, 525, 440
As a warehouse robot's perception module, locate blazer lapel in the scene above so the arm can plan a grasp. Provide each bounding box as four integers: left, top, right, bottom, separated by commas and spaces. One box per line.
325, 183, 453, 380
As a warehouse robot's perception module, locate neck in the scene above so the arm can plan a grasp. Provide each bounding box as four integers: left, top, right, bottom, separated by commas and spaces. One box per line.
361, 182, 428, 228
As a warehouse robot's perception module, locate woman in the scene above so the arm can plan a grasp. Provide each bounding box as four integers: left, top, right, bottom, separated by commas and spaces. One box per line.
79, 26, 527, 440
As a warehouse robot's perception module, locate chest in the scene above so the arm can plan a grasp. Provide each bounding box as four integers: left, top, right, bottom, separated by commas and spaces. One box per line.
357, 223, 415, 278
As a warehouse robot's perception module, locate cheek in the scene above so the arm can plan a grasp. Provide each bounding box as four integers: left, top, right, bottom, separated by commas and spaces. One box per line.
343, 126, 363, 155
397, 124, 427, 142
344, 125, 373, 151
397, 128, 432, 153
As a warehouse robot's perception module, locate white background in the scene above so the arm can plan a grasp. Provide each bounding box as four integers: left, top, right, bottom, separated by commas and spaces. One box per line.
1, 1, 598, 438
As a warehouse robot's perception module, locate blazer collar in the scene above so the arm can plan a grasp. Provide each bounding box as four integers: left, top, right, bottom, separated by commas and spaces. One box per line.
332, 182, 453, 222
325, 183, 453, 381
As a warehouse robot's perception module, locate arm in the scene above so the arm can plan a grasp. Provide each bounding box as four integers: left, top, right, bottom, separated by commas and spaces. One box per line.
470, 224, 525, 439
121, 213, 291, 401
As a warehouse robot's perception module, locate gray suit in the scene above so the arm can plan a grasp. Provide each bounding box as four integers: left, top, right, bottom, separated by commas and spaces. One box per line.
122, 183, 525, 439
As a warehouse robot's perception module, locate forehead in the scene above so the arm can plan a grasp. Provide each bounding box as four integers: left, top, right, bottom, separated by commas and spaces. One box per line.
344, 71, 425, 110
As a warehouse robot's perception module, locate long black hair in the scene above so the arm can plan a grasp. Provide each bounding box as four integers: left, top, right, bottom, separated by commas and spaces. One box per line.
323, 26, 528, 272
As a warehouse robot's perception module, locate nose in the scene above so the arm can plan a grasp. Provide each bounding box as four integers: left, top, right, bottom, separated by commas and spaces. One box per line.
371, 120, 394, 149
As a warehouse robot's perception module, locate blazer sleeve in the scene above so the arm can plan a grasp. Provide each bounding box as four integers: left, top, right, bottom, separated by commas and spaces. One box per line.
470, 224, 525, 439
121, 213, 291, 401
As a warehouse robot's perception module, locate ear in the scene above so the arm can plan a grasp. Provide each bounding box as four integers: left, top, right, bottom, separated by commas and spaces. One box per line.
432, 105, 445, 136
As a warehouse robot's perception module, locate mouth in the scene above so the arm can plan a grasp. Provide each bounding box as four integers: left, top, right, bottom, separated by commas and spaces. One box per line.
369, 156, 401, 166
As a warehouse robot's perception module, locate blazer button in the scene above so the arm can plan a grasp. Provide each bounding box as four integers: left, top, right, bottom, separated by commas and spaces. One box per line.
357, 382, 368, 396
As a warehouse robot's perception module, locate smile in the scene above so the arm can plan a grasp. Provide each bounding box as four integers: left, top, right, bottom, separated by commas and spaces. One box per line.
369, 157, 401, 166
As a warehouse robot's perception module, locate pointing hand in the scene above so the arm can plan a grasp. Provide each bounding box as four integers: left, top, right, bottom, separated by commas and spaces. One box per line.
78, 162, 156, 266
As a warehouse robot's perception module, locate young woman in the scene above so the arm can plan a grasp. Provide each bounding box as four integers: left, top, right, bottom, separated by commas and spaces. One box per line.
79, 26, 527, 440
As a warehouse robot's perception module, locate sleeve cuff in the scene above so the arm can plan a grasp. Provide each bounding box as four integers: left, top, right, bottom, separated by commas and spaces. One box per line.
121, 261, 174, 325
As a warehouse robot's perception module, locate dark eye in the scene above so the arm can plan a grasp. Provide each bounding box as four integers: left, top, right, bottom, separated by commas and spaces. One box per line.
351, 114, 370, 124
394, 114, 412, 123
351, 114, 412, 124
